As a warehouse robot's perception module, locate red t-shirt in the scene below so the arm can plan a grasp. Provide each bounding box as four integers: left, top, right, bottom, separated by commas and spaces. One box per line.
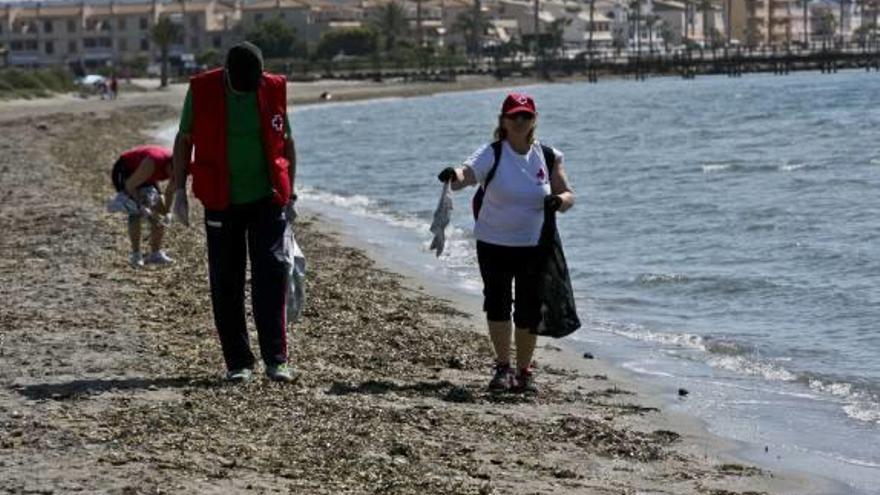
120, 145, 172, 184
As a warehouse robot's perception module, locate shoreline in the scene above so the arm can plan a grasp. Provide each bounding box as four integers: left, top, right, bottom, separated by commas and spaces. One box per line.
304, 208, 848, 495
0, 83, 850, 493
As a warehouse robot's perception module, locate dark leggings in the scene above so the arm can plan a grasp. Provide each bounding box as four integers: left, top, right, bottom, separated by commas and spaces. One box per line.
476, 240, 542, 329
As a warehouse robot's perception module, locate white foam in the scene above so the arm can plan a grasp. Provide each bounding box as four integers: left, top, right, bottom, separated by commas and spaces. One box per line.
869, 158, 880, 166
622, 361, 675, 377
605, 324, 708, 352
702, 163, 731, 173
809, 379, 880, 425
779, 162, 808, 172
707, 355, 798, 382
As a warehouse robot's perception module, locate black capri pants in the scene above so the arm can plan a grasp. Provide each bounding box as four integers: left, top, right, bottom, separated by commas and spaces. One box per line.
476, 240, 542, 329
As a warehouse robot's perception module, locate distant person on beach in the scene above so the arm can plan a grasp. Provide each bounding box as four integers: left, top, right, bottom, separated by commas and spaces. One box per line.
110, 75, 118, 100
436, 93, 575, 394
111, 145, 175, 267
171, 41, 298, 383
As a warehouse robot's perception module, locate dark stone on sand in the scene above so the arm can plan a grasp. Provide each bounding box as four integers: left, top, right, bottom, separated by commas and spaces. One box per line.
678, 388, 689, 397
443, 386, 475, 403
582, 352, 595, 359
446, 356, 465, 369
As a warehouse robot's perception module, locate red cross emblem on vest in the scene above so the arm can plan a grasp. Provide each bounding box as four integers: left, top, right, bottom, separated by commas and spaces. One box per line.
271, 114, 284, 133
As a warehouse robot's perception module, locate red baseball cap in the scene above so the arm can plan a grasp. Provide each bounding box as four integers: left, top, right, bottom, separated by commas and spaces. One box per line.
501, 93, 537, 115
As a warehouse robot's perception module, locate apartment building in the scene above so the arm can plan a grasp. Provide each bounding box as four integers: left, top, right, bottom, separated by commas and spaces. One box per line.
0, 0, 238, 67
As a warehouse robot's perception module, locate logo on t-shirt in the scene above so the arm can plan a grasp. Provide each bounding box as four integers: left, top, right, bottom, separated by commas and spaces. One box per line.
536, 166, 547, 184
271, 114, 284, 133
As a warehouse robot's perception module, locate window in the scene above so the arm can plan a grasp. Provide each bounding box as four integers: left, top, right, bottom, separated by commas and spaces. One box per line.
118, 17, 127, 30
68, 40, 77, 53
68, 19, 76, 33
140, 16, 148, 30
190, 16, 199, 29
119, 38, 128, 51
191, 36, 199, 49
44, 20, 53, 33
84, 38, 96, 48
101, 19, 111, 31
25, 40, 38, 51
140, 38, 149, 51
99, 37, 112, 48
45, 41, 54, 54
11, 41, 23, 51
213, 35, 222, 48
255, 13, 263, 23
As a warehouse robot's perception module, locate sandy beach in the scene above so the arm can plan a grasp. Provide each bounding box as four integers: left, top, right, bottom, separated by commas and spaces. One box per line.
0, 80, 846, 493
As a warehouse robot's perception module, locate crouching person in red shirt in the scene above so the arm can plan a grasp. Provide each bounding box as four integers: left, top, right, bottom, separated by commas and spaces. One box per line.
111, 145, 175, 267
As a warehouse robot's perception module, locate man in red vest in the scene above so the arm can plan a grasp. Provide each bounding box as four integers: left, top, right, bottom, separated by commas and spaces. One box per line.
111, 145, 175, 267
171, 42, 297, 383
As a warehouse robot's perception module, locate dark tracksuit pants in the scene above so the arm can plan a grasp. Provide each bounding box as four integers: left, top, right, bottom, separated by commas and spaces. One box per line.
205, 197, 288, 371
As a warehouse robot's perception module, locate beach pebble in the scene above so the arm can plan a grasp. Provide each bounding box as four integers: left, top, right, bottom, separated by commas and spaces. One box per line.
443, 386, 475, 403
677, 388, 689, 397
582, 352, 594, 359
446, 356, 465, 369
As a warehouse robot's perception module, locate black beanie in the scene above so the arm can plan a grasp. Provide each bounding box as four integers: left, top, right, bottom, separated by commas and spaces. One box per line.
225, 41, 263, 92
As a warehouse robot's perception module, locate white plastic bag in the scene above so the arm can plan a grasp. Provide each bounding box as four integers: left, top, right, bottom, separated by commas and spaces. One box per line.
281, 223, 306, 324
429, 181, 453, 256
106, 191, 140, 215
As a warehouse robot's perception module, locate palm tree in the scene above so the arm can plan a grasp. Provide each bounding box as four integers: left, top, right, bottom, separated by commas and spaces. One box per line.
372, 1, 408, 53
453, 3, 489, 58
629, 0, 641, 55
744, 0, 762, 50
698, 0, 713, 45
645, 13, 661, 54
660, 21, 679, 52
533, 0, 540, 55
416, 0, 424, 47
802, 0, 810, 48
151, 17, 181, 88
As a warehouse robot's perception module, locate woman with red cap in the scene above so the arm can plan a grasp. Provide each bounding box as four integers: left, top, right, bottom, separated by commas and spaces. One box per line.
437, 93, 575, 394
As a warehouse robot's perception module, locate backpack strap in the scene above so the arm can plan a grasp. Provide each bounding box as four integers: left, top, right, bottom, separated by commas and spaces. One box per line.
540, 144, 556, 177
483, 140, 503, 189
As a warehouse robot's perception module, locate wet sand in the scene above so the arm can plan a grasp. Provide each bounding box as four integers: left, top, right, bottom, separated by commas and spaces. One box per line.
0, 94, 845, 493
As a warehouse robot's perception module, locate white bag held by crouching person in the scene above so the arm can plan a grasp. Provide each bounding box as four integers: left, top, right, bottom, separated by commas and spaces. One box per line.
106, 191, 141, 215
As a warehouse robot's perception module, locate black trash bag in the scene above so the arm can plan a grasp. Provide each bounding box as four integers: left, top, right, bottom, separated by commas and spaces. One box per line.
533, 208, 581, 338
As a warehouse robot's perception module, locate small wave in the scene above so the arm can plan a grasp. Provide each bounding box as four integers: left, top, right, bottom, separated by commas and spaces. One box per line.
637, 273, 691, 286
707, 355, 798, 382
702, 163, 733, 173
606, 325, 708, 352
808, 378, 880, 425
779, 162, 808, 172
870, 158, 880, 166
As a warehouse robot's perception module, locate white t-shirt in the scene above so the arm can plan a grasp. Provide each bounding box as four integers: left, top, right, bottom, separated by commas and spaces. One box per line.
465, 140, 562, 247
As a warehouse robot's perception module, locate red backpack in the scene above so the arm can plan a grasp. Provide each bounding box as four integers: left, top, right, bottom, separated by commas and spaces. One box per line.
471, 141, 557, 220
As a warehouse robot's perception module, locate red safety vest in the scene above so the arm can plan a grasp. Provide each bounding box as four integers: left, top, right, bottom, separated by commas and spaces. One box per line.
189, 67, 290, 210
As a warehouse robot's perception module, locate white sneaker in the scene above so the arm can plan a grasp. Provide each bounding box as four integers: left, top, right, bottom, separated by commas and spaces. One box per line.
144, 250, 173, 265
129, 252, 144, 268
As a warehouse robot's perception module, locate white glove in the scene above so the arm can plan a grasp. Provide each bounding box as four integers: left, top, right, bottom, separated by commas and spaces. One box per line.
173, 189, 189, 227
